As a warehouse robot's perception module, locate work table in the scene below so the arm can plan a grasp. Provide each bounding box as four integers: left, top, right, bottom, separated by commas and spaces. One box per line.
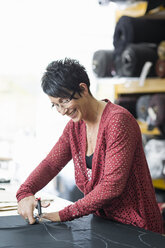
0, 183, 165, 248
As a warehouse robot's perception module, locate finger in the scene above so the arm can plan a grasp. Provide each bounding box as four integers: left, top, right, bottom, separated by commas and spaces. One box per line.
41, 201, 50, 208
28, 215, 36, 225
26, 206, 36, 224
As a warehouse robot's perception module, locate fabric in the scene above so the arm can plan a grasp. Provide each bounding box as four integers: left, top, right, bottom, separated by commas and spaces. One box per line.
113, 55, 123, 76
136, 95, 152, 122
120, 43, 158, 77
92, 50, 115, 77
113, 16, 165, 55
148, 94, 165, 135
16, 100, 164, 233
1, 215, 165, 248
144, 139, 165, 179
114, 96, 138, 118
86, 154, 93, 169
146, 0, 165, 12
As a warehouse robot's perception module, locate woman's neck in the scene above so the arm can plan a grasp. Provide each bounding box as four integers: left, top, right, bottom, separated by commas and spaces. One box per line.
83, 97, 106, 128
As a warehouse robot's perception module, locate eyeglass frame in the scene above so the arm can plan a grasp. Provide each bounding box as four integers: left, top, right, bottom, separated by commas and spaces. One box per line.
51, 91, 76, 110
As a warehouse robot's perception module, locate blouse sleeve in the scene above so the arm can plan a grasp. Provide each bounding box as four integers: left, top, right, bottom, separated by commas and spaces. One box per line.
59, 113, 139, 221
16, 122, 72, 202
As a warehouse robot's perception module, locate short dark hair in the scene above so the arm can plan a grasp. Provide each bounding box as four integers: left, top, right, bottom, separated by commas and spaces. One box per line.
41, 58, 91, 99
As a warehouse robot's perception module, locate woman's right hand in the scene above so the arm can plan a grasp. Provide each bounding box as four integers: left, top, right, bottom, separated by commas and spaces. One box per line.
17, 195, 37, 224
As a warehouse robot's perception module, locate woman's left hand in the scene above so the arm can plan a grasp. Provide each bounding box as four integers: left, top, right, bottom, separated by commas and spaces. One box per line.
42, 212, 61, 222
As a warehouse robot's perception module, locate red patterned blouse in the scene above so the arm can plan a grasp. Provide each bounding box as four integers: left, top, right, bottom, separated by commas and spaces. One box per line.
16, 100, 164, 233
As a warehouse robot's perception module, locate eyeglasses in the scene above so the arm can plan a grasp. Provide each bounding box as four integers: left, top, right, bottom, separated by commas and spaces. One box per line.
51, 91, 76, 110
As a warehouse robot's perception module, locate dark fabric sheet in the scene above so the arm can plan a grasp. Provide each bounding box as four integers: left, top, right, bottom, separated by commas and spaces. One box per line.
0, 215, 165, 248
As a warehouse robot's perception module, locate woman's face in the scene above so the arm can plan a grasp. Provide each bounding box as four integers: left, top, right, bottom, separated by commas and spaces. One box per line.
49, 93, 87, 122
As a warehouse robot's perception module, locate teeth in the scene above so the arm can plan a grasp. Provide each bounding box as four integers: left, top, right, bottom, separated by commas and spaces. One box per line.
69, 109, 76, 116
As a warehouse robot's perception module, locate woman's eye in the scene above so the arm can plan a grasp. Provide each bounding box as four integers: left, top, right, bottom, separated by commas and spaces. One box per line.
63, 99, 70, 104
51, 103, 55, 108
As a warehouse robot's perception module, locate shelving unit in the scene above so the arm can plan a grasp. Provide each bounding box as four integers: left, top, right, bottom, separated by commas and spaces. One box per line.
114, 78, 165, 189
114, 78, 165, 97
137, 120, 160, 135
114, 78, 165, 135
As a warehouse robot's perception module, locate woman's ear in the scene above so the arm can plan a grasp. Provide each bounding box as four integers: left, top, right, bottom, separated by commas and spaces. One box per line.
79, 83, 89, 95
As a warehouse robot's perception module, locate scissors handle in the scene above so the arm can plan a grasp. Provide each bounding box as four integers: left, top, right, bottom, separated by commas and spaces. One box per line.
36, 197, 42, 217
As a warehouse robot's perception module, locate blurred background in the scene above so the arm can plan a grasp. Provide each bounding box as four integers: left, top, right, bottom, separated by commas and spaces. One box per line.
0, 0, 116, 200
1, 0, 165, 203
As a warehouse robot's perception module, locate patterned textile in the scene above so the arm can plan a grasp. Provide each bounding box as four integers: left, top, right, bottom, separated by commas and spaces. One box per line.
16, 100, 164, 233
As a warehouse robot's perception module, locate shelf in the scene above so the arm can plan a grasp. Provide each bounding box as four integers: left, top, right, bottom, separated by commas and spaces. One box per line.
114, 78, 164, 136
114, 78, 165, 98
137, 121, 160, 135
152, 179, 165, 190
109, 78, 165, 190
0, 157, 12, 162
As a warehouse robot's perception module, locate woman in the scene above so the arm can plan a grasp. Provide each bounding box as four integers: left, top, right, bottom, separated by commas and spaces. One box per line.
16, 58, 163, 233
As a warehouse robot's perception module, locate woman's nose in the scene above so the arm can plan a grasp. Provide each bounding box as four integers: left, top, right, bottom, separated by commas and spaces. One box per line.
58, 106, 68, 115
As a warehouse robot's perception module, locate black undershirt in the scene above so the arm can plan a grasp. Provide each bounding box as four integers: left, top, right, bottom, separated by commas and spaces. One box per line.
86, 154, 93, 169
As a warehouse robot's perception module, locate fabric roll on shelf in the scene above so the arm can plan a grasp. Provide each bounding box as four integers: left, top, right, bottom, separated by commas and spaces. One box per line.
145, 0, 165, 13
136, 94, 152, 122
114, 96, 138, 118
113, 55, 123, 77
92, 50, 115, 78
148, 93, 165, 136
144, 138, 165, 179
113, 15, 165, 55
155, 59, 165, 78
116, 43, 158, 77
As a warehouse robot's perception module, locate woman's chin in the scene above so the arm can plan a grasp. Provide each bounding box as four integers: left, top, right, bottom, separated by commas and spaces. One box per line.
71, 111, 81, 122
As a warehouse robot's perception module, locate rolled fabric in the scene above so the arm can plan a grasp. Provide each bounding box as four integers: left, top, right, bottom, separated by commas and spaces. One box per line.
113, 55, 123, 77
136, 95, 152, 122
113, 16, 165, 55
92, 50, 115, 77
114, 96, 138, 118
144, 139, 165, 179
148, 93, 165, 135
120, 43, 158, 77
157, 41, 165, 60
145, 0, 165, 13
155, 59, 165, 78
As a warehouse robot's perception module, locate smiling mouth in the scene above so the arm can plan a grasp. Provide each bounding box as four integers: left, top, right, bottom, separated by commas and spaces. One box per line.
68, 109, 77, 118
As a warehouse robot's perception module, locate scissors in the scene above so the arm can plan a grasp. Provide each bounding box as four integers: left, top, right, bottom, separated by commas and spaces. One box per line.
25, 197, 42, 224
35, 197, 42, 223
